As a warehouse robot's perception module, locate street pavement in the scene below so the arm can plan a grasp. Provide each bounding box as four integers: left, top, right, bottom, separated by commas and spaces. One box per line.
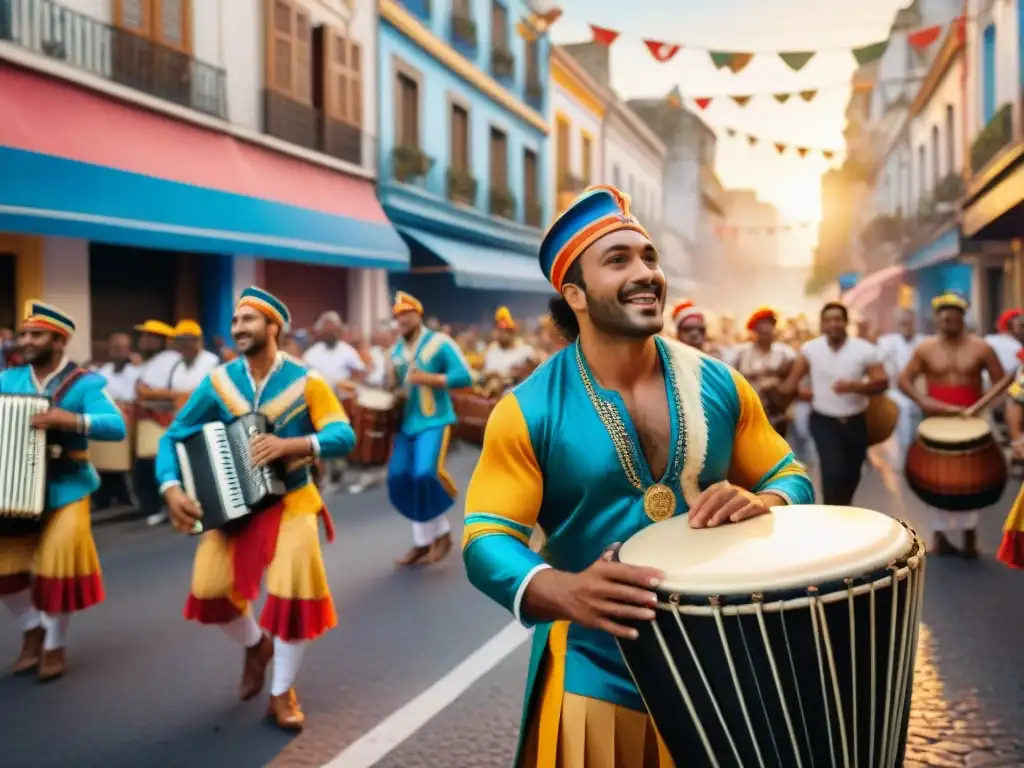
1, 444, 1023, 768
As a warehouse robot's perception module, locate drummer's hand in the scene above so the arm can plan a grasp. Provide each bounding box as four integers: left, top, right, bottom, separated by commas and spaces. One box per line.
924, 400, 963, 417
30, 408, 80, 431
405, 368, 436, 387
250, 434, 293, 465
688, 481, 771, 528
164, 485, 202, 534
524, 545, 663, 640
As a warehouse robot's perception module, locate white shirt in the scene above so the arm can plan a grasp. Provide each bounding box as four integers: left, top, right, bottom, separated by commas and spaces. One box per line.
801, 336, 882, 418
303, 341, 365, 384
733, 341, 796, 378
97, 361, 141, 402
169, 349, 220, 392
483, 341, 534, 377
137, 349, 183, 389
984, 333, 1021, 380
365, 346, 388, 389
876, 332, 925, 386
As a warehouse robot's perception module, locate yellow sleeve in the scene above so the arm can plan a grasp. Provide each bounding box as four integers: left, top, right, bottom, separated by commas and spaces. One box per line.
304, 371, 349, 430
727, 370, 813, 504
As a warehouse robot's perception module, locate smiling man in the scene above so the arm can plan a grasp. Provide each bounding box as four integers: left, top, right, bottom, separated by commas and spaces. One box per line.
461, 186, 813, 767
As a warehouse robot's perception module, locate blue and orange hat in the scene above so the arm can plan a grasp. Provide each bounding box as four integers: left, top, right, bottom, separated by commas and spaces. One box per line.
237, 286, 291, 332
539, 185, 650, 292
22, 300, 75, 338
393, 291, 423, 317
931, 292, 969, 312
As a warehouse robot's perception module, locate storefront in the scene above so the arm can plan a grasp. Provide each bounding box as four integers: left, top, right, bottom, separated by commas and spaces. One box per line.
0, 64, 408, 359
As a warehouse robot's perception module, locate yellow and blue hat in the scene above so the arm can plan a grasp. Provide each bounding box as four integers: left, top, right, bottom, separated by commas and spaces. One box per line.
22, 300, 75, 338
931, 292, 969, 312
237, 286, 291, 331
539, 185, 650, 292
173, 319, 203, 338
393, 291, 423, 317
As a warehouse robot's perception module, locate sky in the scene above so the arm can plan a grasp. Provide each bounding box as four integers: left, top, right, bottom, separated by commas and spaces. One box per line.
548, 0, 909, 265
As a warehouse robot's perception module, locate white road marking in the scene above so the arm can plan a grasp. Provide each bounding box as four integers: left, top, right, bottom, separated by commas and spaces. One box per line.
322, 621, 531, 768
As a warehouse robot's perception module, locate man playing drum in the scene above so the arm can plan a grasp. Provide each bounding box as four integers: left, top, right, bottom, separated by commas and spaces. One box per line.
386, 292, 474, 567
462, 186, 814, 768
898, 293, 1011, 557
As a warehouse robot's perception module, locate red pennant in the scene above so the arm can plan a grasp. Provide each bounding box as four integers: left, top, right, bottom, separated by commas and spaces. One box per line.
590, 24, 619, 46
774, 143, 786, 154
797, 147, 809, 158
694, 97, 712, 110
823, 150, 835, 160
908, 24, 942, 49
644, 40, 681, 62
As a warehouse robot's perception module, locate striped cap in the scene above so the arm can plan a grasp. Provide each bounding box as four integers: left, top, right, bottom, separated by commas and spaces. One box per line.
23, 300, 75, 337
671, 300, 703, 324
237, 286, 291, 331
539, 185, 649, 292
393, 291, 423, 317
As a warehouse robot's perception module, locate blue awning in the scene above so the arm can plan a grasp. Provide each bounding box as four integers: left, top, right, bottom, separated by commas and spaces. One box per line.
904, 226, 960, 272
399, 227, 552, 294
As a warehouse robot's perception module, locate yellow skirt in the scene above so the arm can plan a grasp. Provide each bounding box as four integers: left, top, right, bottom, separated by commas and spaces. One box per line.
0, 498, 104, 612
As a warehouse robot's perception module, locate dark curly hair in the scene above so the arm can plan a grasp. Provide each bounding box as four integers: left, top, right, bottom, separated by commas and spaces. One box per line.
547, 260, 585, 342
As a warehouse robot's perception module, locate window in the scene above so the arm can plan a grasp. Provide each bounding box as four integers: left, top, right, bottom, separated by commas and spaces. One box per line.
917, 144, 926, 201
982, 24, 996, 123
264, 0, 312, 103
525, 37, 539, 83
945, 104, 955, 172
318, 27, 363, 127
451, 103, 470, 170
489, 127, 509, 189
581, 133, 593, 185
524, 148, 539, 221
931, 125, 940, 187
556, 115, 571, 185
491, 1, 509, 50
396, 71, 420, 147
452, 0, 470, 15
115, 0, 192, 52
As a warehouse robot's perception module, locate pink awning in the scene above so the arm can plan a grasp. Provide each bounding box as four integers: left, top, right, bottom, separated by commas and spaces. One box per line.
842, 266, 906, 311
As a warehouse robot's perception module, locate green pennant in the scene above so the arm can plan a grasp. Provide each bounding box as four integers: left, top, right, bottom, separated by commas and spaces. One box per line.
799, 89, 818, 102
773, 93, 791, 104
778, 51, 815, 71
852, 40, 889, 66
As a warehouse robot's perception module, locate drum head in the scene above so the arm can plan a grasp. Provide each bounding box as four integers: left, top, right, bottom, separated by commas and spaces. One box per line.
356, 389, 397, 410
618, 505, 911, 595
917, 416, 990, 444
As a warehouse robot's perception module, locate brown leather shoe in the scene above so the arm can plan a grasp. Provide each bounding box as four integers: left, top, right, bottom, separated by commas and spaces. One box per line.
37, 648, 66, 682
395, 544, 431, 567
239, 634, 274, 701
931, 532, 959, 556
962, 529, 979, 560
10, 626, 44, 675
267, 688, 305, 731
421, 532, 453, 565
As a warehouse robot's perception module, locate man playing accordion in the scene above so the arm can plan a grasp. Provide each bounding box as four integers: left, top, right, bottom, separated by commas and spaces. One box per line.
156, 287, 355, 730
0, 301, 126, 680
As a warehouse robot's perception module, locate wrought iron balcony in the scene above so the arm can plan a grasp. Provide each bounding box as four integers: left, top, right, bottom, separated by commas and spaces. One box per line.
492, 46, 515, 80
449, 11, 476, 54
0, 0, 227, 119
262, 91, 365, 166
525, 76, 544, 110
391, 144, 434, 184
446, 167, 478, 206
971, 103, 1012, 174
398, 0, 431, 23
489, 186, 516, 219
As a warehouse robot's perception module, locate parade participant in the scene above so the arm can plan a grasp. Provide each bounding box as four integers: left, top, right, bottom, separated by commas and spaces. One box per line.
169, 320, 220, 393
157, 287, 355, 730
386, 291, 473, 567
0, 301, 126, 680
984, 308, 1023, 376
898, 293, 1010, 557
94, 332, 140, 510
670, 300, 721, 359
997, 365, 1024, 568
463, 185, 813, 767
482, 306, 534, 382
780, 302, 888, 505
733, 306, 797, 437
876, 308, 925, 471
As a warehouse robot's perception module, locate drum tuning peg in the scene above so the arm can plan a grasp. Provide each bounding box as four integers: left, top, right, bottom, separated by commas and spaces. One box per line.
806, 585, 819, 596
751, 592, 764, 603
708, 595, 721, 608
668, 593, 681, 605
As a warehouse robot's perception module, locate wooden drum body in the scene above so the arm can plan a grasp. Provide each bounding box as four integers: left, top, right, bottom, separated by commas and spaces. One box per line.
90, 403, 134, 472
905, 416, 1007, 511
351, 389, 401, 466
451, 389, 496, 445
616, 505, 925, 768
865, 394, 899, 446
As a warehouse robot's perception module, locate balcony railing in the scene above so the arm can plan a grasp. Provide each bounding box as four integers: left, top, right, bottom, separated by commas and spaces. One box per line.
971, 103, 1012, 174
525, 75, 543, 110
262, 91, 365, 166
446, 166, 477, 205
489, 186, 516, 219
492, 46, 515, 80
933, 172, 964, 203
0, 0, 227, 119
449, 11, 476, 54
398, 0, 431, 23
391, 144, 434, 183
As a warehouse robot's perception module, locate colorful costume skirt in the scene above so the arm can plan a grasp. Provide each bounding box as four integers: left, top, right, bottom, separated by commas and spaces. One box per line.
387, 425, 458, 523
997, 484, 1024, 568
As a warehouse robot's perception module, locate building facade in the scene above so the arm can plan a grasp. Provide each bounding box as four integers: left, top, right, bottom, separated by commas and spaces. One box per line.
549, 45, 605, 215
377, 0, 552, 324
0, 0, 406, 358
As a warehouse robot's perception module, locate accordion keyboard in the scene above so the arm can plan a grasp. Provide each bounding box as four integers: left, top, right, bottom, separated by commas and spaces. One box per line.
209, 424, 247, 520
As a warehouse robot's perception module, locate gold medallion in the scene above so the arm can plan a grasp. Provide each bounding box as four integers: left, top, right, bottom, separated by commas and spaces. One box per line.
643, 483, 677, 522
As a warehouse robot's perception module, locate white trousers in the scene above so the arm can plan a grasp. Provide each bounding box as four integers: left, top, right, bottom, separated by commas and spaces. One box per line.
412, 514, 451, 547
886, 390, 920, 473
930, 508, 980, 532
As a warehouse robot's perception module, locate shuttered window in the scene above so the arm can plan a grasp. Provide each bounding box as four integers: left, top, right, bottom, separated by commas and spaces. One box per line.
265, 0, 313, 104
324, 27, 363, 127
451, 104, 469, 170
114, 0, 191, 53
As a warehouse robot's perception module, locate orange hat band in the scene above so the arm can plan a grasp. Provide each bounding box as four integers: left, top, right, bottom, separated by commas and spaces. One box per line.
23, 317, 71, 338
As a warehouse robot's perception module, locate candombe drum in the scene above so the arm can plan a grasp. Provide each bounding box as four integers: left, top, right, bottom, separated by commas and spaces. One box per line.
865, 394, 899, 446
451, 388, 497, 446
351, 388, 402, 466
905, 416, 1007, 510
616, 505, 925, 768
90, 403, 134, 473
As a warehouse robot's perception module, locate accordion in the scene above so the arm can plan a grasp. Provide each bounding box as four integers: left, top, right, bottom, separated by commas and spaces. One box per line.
0, 395, 50, 523
175, 413, 286, 534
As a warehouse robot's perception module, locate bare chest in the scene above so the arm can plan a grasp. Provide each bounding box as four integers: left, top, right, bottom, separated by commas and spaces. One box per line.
621, 382, 672, 480
921, 344, 984, 380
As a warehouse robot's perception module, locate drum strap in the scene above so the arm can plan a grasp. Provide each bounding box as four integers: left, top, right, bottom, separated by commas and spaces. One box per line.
52, 363, 87, 405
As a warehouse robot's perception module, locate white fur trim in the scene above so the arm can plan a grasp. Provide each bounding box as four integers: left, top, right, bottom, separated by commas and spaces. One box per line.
662, 338, 709, 507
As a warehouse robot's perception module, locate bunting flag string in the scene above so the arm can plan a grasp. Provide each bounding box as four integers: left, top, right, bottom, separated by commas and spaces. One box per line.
663, 75, 922, 109
715, 222, 818, 236
702, 120, 842, 162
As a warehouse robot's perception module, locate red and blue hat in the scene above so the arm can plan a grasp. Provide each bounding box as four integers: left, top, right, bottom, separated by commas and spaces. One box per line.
539, 185, 650, 292
237, 286, 291, 332
22, 300, 75, 338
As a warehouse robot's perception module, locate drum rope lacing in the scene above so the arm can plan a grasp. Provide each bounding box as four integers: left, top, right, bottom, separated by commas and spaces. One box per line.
625, 522, 926, 768
574, 340, 686, 492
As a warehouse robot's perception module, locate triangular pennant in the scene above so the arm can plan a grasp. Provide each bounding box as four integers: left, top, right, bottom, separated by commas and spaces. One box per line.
797, 147, 809, 158
730, 95, 751, 107
694, 97, 713, 110
709, 52, 754, 74
589, 24, 619, 46
645, 40, 681, 62
774, 142, 786, 155
773, 92, 791, 103
778, 51, 815, 71
726, 127, 737, 137
747, 135, 758, 147
908, 24, 942, 49
852, 40, 888, 66
666, 86, 683, 108
822, 150, 835, 160
799, 89, 818, 102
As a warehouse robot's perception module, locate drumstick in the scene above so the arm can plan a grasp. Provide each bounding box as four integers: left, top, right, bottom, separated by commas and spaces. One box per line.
962, 401, 986, 418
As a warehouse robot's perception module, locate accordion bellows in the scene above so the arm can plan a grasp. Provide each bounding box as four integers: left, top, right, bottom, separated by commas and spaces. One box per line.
0, 395, 50, 518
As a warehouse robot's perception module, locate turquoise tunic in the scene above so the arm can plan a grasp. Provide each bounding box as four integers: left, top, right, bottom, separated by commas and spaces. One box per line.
389, 329, 473, 437
0, 362, 127, 510
154, 353, 355, 493
462, 337, 814, 752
